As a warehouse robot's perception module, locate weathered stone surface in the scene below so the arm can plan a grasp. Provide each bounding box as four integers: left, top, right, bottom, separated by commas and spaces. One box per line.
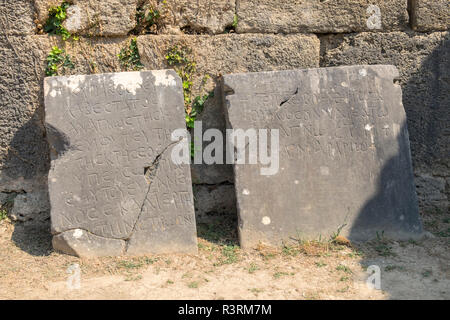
223, 65, 423, 248
1, 0, 36, 35
0, 35, 52, 201
193, 184, 236, 221
415, 172, 449, 210
321, 32, 450, 210
10, 190, 50, 222
138, 34, 320, 92
236, 0, 408, 34
35, 0, 137, 36
139, 0, 236, 34
410, 0, 450, 31
45, 70, 197, 257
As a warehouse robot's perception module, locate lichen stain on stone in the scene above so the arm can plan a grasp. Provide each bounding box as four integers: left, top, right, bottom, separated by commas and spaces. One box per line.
111, 72, 143, 95
153, 70, 176, 87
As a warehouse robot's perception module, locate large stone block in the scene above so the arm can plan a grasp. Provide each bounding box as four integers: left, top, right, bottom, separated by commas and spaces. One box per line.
1, 0, 36, 35
138, 34, 320, 89
236, 0, 408, 34
410, 0, 450, 31
321, 32, 450, 208
140, 0, 236, 35
35, 0, 137, 36
222, 66, 423, 248
45, 70, 197, 257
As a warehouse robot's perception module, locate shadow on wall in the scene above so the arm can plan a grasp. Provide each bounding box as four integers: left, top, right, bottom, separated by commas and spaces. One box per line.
351, 33, 449, 240
404, 34, 450, 211
349, 120, 423, 241
4, 110, 53, 256
350, 34, 449, 299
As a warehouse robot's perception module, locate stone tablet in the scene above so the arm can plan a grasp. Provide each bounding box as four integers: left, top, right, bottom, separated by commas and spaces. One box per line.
222, 65, 423, 248
45, 70, 197, 257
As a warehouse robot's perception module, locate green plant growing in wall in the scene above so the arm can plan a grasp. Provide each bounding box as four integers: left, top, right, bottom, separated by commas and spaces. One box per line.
45, 46, 75, 76
135, 3, 161, 34
186, 91, 214, 129
44, 2, 78, 41
232, 14, 238, 29
118, 38, 144, 71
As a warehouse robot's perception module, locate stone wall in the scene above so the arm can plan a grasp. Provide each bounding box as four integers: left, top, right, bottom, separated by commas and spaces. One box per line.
0, 0, 448, 226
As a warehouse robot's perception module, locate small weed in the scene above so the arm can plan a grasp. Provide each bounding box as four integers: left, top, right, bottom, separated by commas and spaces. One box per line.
186, 91, 214, 129
273, 272, 289, 279
232, 14, 239, 28
329, 223, 347, 243
117, 260, 143, 270
125, 274, 142, 281
44, 2, 77, 41
248, 263, 259, 274
340, 276, 350, 282
118, 38, 144, 71
282, 244, 300, 257
165, 45, 196, 108
315, 261, 327, 268
187, 281, 198, 288
0, 209, 8, 222
219, 245, 239, 265
249, 288, 263, 295
135, 3, 161, 34
336, 264, 352, 274
143, 257, 158, 265
437, 228, 450, 237
45, 46, 75, 76
166, 279, 174, 285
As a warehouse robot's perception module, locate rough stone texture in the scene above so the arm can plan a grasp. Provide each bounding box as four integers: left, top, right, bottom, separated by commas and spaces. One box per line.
138, 34, 320, 93
45, 70, 197, 257
223, 66, 423, 248
0, 35, 52, 211
415, 172, 449, 210
144, 0, 236, 35
410, 0, 450, 31
1, 0, 36, 35
236, 0, 408, 34
193, 184, 236, 221
10, 190, 50, 222
321, 31, 450, 211
35, 0, 137, 36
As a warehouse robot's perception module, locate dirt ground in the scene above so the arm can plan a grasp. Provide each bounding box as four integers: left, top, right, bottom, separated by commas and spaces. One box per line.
0, 209, 449, 300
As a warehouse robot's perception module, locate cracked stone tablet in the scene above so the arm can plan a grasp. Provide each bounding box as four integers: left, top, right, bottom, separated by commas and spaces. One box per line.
45, 70, 197, 257
222, 65, 423, 248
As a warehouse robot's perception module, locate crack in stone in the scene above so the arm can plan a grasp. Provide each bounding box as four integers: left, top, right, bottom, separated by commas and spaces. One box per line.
54, 140, 181, 251
122, 140, 180, 253
56, 228, 125, 241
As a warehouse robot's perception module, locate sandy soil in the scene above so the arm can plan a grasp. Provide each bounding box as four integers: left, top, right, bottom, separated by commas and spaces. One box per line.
0, 211, 448, 300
